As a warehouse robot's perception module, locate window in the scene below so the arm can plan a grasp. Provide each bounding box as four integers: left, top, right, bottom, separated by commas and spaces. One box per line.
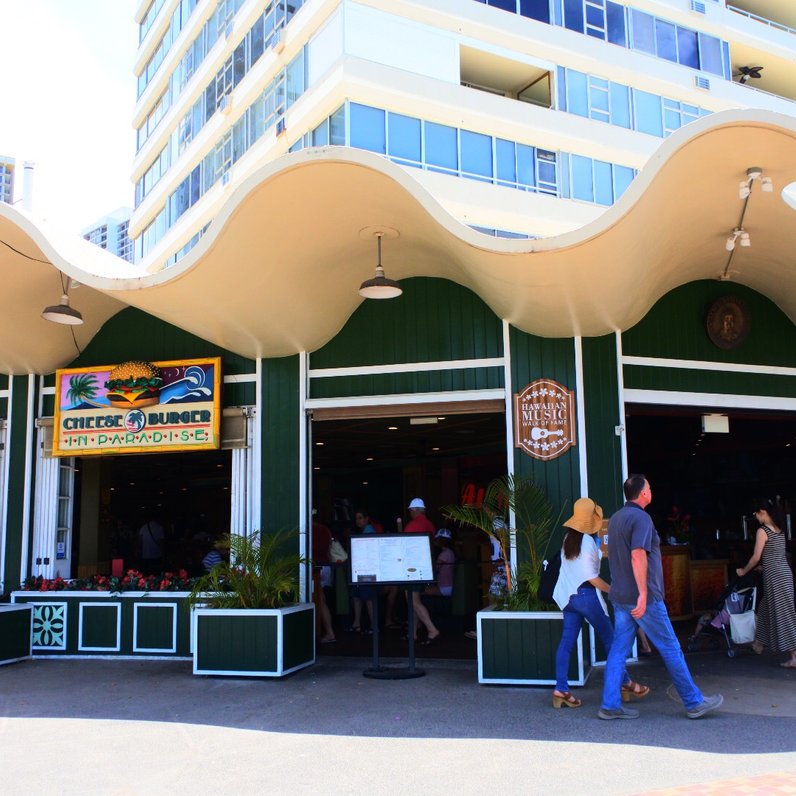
388, 113, 421, 165
424, 122, 458, 174
460, 130, 493, 180
350, 104, 386, 153
520, 0, 550, 23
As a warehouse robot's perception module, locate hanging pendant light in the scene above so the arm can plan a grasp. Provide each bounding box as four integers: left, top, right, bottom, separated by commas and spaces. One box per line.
359, 232, 402, 299
42, 292, 83, 325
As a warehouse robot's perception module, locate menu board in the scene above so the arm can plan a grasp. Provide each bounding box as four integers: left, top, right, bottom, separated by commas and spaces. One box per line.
349, 533, 434, 586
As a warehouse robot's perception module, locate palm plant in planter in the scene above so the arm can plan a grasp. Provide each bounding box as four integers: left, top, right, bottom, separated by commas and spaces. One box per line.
189, 529, 315, 677
443, 476, 588, 685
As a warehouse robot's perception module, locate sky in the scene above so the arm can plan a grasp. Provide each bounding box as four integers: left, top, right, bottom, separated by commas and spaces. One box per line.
1, 0, 139, 234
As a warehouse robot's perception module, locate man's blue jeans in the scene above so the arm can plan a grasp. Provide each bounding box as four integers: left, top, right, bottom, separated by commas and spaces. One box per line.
601, 599, 703, 711
555, 586, 629, 693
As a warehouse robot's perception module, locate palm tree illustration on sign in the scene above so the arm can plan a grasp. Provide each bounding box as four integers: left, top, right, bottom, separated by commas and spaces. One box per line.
66, 373, 101, 408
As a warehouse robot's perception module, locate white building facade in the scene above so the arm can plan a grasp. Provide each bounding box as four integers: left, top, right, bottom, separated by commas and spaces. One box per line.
129, 0, 796, 271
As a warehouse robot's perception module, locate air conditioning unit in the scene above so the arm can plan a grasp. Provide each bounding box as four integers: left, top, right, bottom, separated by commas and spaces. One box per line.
689, 1, 706, 13
694, 75, 711, 91
276, 118, 286, 136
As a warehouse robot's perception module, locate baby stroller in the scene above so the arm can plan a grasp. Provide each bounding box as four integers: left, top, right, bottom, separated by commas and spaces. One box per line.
686, 575, 757, 658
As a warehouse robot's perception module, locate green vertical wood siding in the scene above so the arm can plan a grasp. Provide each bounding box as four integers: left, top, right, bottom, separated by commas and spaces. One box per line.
261, 356, 300, 535
310, 278, 504, 398
622, 281, 796, 367
67, 307, 256, 406
582, 334, 624, 514
509, 328, 579, 521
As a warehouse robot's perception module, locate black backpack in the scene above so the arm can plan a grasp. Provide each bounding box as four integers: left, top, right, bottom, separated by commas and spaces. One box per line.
538, 550, 562, 604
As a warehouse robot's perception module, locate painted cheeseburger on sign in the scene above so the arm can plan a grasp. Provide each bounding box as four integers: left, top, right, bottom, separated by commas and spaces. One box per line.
52, 357, 221, 456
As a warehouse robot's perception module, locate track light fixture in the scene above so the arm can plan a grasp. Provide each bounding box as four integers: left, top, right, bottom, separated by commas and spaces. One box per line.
725, 227, 750, 252
739, 166, 773, 199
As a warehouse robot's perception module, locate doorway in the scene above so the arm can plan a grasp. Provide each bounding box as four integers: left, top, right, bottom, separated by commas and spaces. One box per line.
625, 405, 795, 554
311, 409, 507, 658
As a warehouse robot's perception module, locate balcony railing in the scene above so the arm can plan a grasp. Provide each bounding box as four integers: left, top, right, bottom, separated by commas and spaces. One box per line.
727, 4, 796, 36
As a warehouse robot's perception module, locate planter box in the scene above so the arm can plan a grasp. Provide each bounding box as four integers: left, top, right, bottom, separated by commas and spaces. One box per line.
477, 607, 594, 686
192, 603, 315, 677
0, 604, 33, 665
10, 591, 191, 658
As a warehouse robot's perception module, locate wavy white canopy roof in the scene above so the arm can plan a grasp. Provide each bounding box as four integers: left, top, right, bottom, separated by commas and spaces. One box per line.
2, 109, 796, 375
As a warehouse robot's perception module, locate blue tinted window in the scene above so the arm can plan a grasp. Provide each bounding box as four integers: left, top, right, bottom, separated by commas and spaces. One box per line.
606, 1, 626, 46
461, 130, 493, 179
663, 107, 680, 134
517, 145, 535, 188
610, 83, 630, 128
425, 122, 457, 172
677, 27, 698, 69
350, 104, 386, 153
330, 106, 345, 145
571, 155, 594, 202
699, 33, 723, 76
634, 90, 663, 137
630, 9, 655, 54
487, 0, 516, 10
655, 20, 677, 62
496, 139, 517, 184
520, 0, 550, 23
566, 70, 589, 117
388, 113, 421, 163
557, 66, 567, 111
312, 120, 329, 147
536, 150, 557, 194
593, 160, 613, 205
563, 0, 584, 32
590, 77, 609, 119
614, 165, 634, 199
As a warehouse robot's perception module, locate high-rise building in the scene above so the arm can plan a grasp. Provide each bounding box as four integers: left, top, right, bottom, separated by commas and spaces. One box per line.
129, 0, 796, 271
0, 156, 15, 206
82, 208, 134, 263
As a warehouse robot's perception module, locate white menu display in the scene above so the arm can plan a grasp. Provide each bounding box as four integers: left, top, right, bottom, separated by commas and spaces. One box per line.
349, 533, 434, 585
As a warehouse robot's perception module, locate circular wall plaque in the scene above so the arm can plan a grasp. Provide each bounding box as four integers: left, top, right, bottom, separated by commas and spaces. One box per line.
705, 295, 750, 350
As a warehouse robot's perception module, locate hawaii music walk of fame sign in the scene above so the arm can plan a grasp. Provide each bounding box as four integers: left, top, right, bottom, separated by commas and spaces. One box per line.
514, 377, 576, 461
52, 357, 221, 456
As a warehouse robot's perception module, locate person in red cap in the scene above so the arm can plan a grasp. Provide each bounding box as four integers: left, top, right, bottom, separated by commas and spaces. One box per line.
403, 498, 440, 644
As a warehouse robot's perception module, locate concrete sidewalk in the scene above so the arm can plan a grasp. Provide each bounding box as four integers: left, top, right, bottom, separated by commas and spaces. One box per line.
1, 647, 795, 795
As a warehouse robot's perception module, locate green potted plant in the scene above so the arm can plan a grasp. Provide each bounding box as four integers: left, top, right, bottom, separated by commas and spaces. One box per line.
444, 475, 591, 685
189, 528, 315, 677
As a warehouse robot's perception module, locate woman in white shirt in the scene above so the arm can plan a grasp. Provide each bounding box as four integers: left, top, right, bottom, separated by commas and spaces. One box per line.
552, 498, 650, 708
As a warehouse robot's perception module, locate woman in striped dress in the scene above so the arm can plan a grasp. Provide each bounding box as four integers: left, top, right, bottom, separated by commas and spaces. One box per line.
736, 499, 796, 668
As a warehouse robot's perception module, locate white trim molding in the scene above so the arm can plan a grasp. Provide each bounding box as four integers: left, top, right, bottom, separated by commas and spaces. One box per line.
623, 390, 796, 412
308, 357, 505, 379
305, 388, 505, 410
622, 355, 796, 378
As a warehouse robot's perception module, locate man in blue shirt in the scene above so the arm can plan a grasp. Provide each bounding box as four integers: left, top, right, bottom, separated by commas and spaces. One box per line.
599, 474, 723, 720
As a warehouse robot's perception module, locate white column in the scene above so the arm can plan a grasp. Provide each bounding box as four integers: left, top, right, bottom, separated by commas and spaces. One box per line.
31, 435, 59, 579
615, 330, 628, 481
574, 335, 588, 496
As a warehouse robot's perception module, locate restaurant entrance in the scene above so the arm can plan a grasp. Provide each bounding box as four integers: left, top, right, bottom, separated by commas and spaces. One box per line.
625, 405, 794, 549
310, 409, 507, 658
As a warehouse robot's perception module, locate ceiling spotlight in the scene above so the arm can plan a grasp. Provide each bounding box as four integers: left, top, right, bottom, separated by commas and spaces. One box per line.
761, 176, 773, 192
725, 234, 736, 252
738, 181, 750, 200
41, 293, 83, 325
358, 232, 402, 299
740, 230, 751, 247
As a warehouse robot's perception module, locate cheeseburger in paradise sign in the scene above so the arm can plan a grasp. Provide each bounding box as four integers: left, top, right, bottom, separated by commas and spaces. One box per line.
514, 378, 576, 461
52, 357, 221, 456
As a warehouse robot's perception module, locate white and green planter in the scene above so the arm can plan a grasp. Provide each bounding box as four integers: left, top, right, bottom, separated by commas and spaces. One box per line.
0, 604, 33, 665
10, 591, 192, 658
192, 603, 315, 677
477, 607, 594, 686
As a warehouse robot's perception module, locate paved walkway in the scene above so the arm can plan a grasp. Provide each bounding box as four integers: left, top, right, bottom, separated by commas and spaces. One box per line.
1, 647, 794, 795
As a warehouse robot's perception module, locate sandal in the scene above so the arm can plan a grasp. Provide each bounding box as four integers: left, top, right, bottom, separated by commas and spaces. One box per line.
344, 625, 361, 633
780, 659, 796, 668
552, 691, 582, 709
752, 641, 764, 655
621, 680, 651, 702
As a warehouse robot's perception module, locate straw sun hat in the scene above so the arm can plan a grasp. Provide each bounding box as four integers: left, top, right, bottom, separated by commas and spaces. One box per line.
563, 497, 604, 534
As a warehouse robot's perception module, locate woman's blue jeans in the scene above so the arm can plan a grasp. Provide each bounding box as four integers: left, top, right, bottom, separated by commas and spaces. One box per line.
555, 586, 629, 693
601, 599, 703, 711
